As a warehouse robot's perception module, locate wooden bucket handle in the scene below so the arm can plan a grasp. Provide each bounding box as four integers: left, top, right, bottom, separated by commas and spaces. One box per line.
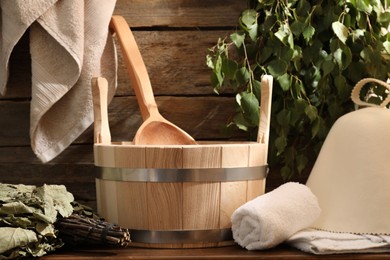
92, 77, 111, 144
257, 75, 273, 144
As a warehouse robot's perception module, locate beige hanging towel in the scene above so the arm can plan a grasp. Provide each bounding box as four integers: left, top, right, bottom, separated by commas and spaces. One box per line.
0, 0, 117, 162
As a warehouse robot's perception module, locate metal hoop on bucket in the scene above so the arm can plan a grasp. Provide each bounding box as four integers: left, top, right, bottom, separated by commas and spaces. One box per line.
97, 165, 268, 182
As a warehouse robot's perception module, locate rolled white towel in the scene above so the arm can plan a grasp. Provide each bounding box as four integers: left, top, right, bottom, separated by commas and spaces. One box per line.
231, 182, 321, 250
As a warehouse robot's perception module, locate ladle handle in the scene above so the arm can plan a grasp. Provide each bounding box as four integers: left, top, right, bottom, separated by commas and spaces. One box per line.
109, 15, 157, 121
92, 77, 111, 144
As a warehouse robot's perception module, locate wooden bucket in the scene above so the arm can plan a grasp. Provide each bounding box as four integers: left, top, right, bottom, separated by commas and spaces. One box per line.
93, 75, 273, 248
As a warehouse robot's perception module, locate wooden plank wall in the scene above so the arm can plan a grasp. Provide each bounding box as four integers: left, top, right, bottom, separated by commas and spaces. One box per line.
0, 0, 294, 209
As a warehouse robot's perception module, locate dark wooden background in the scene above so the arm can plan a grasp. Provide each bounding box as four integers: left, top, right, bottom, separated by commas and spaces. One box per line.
0, 0, 305, 209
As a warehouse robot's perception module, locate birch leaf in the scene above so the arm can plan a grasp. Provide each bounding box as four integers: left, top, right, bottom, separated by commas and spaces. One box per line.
0, 227, 37, 254
35, 185, 74, 221
332, 21, 348, 43
33, 211, 55, 224
36, 222, 56, 237
0, 202, 34, 215
241, 92, 260, 126
0, 184, 35, 203
230, 32, 245, 48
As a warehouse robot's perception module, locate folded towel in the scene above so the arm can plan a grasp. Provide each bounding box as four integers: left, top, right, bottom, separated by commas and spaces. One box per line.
231, 182, 321, 250
287, 228, 390, 254
0, 0, 117, 162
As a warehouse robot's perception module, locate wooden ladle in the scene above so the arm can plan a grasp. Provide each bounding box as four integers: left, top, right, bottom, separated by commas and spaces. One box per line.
109, 16, 197, 145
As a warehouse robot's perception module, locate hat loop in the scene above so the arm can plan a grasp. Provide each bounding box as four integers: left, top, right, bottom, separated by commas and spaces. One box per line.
351, 78, 390, 108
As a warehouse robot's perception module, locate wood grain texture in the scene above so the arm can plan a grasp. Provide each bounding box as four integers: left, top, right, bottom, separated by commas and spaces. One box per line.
183, 182, 220, 230
183, 182, 220, 248
182, 145, 221, 168
96, 179, 119, 224
219, 181, 247, 228
113, 145, 146, 168
2, 30, 234, 99
221, 144, 249, 168
0, 96, 238, 146
115, 30, 234, 96
116, 181, 148, 229
249, 144, 267, 166
147, 182, 183, 230
114, 0, 245, 27
94, 145, 116, 168
145, 146, 183, 168
247, 179, 266, 201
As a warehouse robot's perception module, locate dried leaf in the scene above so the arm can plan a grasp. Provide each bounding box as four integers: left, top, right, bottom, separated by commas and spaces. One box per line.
36, 223, 56, 237
0, 227, 37, 254
0, 183, 75, 258
0, 184, 35, 203
35, 184, 74, 222
0, 202, 34, 215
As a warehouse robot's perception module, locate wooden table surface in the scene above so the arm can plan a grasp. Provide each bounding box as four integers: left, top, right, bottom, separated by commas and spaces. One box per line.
41, 244, 390, 259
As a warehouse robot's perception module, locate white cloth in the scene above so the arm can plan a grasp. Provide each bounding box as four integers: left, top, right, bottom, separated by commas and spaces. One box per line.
0, 0, 117, 162
231, 182, 321, 250
287, 228, 390, 254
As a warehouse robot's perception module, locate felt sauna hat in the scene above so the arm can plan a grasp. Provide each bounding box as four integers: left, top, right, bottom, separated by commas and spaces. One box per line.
306, 78, 390, 235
